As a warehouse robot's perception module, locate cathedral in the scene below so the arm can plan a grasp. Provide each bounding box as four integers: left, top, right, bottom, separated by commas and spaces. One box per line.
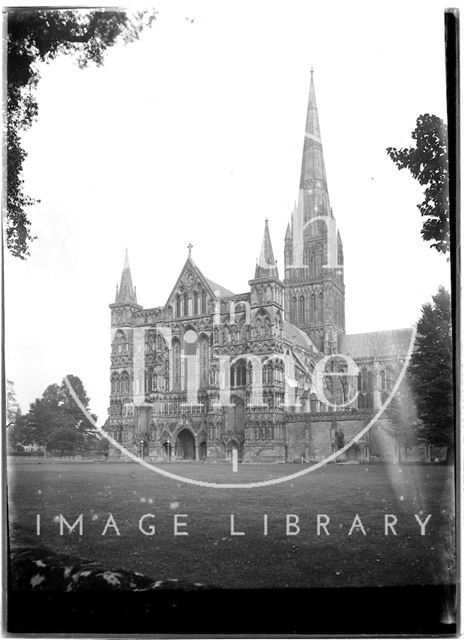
106, 72, 413, 464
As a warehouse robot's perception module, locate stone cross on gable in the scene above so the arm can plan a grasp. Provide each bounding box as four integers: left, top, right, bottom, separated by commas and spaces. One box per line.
187, 243, 193, 257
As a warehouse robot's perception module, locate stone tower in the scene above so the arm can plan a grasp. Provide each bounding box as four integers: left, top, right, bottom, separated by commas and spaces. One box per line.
284, 70, 345, 353
249, 219, 284, 322
245, 219, 286, 461
108, 251, 142, 444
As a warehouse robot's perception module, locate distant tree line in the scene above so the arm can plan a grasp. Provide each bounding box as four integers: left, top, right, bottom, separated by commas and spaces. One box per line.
7, 375, 108, 456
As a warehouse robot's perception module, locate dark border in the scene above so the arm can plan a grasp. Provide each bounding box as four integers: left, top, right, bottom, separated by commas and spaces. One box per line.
3, 7, 460, 638
445, 8, 461, 639
7, 586, 457, 636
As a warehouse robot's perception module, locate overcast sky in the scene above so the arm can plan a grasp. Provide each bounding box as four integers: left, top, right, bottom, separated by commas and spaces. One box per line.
6, 0, 451, 421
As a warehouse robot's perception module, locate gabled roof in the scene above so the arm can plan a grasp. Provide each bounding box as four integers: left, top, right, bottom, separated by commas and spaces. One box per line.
283, 321, 317, 353
165, 255, 235, 306
204, 277, 235, 298
340, 328, 413, 360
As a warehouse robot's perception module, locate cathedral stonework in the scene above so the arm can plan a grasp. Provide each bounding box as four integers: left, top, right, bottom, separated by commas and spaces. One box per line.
106, 73, 412, 464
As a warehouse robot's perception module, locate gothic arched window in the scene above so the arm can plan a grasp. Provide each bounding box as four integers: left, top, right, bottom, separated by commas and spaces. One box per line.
113, 330, 127, 354
367, 371, 373, 390
173, 340, 181, 390
291, 296, 297, 323
263, 362, 273, 386
380, 370, 386, 390
111, 373, 119, 394
193, 292, 199, 315
121, 371, 129, 394
318, 292, 323, 322
176, 294, 181, 318
361, 368, 368, 392
183, 292, 189, 317
201, 290, 207, 314
299, 295, 305, 324
231, 359, 247, 387
199, 337, 209, 387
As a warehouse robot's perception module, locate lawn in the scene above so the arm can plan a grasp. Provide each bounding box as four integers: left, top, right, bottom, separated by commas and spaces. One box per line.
7, 460, 455, 589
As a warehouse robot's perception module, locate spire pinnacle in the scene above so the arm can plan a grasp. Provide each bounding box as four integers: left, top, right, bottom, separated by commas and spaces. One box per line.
115, 250, 137, 304
255, 219, 279, 279
299, 70, 331, 217
285, 221, 292, 240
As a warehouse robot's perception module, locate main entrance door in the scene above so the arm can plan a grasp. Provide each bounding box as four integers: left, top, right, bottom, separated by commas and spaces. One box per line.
175, 429, 196, 460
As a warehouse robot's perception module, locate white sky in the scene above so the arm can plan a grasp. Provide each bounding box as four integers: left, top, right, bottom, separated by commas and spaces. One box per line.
5, 0, 452, 421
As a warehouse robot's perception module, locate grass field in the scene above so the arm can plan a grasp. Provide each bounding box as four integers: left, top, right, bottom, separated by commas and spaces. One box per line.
7, 460, 455, 589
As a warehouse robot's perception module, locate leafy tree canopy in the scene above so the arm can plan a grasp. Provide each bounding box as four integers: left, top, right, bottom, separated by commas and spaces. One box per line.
387, 114, 449, 254
7, 8, 156, 259
16, 375, 98, 453
6, 379, 21, 425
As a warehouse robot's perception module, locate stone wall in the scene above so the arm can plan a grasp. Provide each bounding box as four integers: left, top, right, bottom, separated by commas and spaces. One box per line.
285, 420, 307, 462
109, 411, 444, 465
243, 443, 286, 463
286, 412, 374, 463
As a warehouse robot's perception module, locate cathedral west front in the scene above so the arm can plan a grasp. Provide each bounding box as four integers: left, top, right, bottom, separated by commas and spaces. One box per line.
106, 72, 413, 464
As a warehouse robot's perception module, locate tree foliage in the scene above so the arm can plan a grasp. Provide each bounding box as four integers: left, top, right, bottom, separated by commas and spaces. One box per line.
7, 8, 156, 258
409, 287, 453, 449
6, 379, 21, 425
384, 377, 419, 460
12, 375, 99, 454
387, 114, 449, 254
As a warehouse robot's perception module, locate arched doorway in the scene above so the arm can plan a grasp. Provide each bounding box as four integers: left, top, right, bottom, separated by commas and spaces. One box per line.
199, 441, 207, 461
345, 443, 360, 462
162, 441, 172, 461
175, 429, 196, 460
226, 438, 239, 461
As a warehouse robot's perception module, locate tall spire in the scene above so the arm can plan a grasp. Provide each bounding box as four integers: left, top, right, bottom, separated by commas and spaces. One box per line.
283, 70, 345, 352
299, 68, 331, 219
255, 219, 279, 279
115, 249, 137, 304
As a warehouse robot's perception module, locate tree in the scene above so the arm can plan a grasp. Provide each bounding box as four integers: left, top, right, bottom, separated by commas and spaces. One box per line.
384, 377, 419, 463
409, 287, 453, 457
7, 8, 156, 258
25, 383, 64, 446
20, 375, 98, 454
6, 380, 25, 450
95, 436, 110, 459
387, 114, 449, 254
6, 380, 21, 426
